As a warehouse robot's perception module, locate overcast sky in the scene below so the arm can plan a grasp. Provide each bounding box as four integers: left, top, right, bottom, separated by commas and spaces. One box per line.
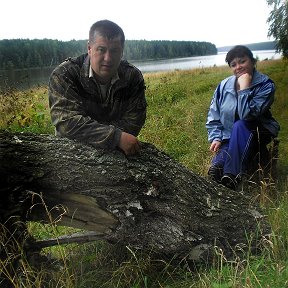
1, 0, 274, 47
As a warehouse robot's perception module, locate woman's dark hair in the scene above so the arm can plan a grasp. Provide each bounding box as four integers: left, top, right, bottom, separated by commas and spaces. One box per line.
89, 20, 125, 47
225, 45, 257, 66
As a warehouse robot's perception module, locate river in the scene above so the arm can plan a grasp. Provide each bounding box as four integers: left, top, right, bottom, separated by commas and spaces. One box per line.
132, 50, 282, 73
0, 50, 281, 90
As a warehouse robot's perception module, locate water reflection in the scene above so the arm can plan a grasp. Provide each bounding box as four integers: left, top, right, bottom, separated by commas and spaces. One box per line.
0, 66, 55, 90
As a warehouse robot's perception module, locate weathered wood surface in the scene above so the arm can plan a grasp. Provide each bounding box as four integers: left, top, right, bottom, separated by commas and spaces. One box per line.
0, 131, 270, 261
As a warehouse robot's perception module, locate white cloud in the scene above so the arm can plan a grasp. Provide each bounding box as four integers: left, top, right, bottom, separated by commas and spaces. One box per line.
1, 0, 274, 47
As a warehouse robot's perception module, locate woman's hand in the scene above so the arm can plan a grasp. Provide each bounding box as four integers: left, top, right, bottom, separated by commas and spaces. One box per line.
237, 73, 252, 90
209, 140, 221, 153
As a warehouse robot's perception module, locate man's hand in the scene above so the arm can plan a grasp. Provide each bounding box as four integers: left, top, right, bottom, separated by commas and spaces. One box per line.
118, 132, 141, 156
210, 140, 221, 153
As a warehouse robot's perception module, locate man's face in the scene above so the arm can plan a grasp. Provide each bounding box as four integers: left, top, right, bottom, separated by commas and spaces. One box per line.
88, 35, 123, 83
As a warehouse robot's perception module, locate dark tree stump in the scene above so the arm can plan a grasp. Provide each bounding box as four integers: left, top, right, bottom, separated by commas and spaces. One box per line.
0, 131, 271, 262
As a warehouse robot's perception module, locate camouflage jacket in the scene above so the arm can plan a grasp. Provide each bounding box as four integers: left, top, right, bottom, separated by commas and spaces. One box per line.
48, 54, 147, 150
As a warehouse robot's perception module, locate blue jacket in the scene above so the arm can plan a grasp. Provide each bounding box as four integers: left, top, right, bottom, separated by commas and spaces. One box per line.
206, 70, 280, 143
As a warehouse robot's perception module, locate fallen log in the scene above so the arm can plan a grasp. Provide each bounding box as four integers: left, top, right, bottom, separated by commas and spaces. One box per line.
0, 131, 270, 261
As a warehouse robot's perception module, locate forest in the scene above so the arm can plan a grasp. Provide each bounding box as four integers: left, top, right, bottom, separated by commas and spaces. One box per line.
217, 41, 277, 52
0, 38, 217, 70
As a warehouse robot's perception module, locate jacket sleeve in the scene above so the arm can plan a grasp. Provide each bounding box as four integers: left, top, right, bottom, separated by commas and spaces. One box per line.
48, 66, 122, 150
206, 84, 223, 143
237, 78, 275, 120
109, 70, 147, 136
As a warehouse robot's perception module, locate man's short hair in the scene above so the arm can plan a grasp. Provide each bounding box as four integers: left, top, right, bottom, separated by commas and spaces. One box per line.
89, 20, 125, 47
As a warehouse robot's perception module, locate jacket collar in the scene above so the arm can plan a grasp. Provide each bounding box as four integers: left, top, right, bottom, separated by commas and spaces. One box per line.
80, 54, 127, 93
227, 69, 265, 89
88, 62, 120, 84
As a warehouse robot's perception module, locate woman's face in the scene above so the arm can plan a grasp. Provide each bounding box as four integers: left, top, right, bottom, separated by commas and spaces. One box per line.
229, 55, 254, 78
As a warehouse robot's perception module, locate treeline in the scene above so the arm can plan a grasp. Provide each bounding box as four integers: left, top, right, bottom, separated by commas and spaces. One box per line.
217, 41, 277, 52
0, 39, 217, 70
0, 39, 87, 70
124, 40, 216, 61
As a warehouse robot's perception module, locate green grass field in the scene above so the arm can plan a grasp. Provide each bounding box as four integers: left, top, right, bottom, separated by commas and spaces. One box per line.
1, 59, 288, 287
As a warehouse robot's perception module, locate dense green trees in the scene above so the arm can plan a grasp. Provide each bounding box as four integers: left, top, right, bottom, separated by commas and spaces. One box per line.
0, 39, 86, 70
217, 41, 277, 53
123, 40, 216, 60
0, 39, 216, 70
266, 0, 288, 57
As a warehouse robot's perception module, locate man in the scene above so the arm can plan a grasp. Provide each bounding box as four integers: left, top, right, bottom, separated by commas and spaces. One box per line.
48, 20, 147, 156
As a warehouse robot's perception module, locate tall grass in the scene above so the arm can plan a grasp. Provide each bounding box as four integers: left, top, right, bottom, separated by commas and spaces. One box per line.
0, 86, 53, 134
0, 59, 288, 287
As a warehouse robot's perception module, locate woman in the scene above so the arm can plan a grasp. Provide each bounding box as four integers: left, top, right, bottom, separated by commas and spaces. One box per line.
206, 45, 280, 190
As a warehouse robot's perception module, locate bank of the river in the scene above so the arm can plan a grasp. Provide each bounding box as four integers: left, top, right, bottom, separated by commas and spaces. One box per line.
1, 58, 288, 288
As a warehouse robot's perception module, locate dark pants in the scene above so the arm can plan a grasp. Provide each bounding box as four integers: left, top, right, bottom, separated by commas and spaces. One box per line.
211, 120, 273, 178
